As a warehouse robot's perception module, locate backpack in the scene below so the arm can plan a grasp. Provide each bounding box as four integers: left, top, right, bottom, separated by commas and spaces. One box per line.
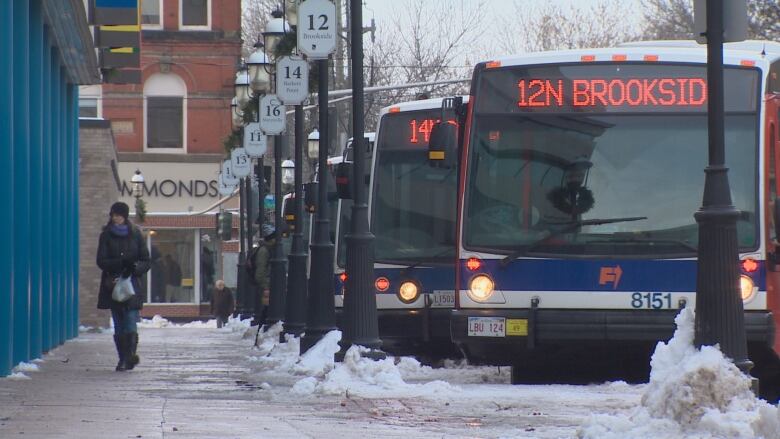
245, 245, 262, 281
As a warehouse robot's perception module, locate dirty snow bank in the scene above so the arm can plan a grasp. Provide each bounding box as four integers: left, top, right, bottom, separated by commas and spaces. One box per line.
578, 308, 780, 439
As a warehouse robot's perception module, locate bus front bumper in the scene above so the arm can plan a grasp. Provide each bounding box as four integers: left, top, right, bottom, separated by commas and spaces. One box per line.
451, 308, 775, 364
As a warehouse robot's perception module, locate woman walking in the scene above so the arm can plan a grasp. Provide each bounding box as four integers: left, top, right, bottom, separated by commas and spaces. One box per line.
96, 202, 150, 371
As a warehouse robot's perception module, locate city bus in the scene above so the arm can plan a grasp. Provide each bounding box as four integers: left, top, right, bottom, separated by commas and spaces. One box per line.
335, 97, 468, 355
432, 40, 780, 396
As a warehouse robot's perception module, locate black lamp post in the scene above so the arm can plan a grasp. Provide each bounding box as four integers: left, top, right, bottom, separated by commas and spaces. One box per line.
246, 42, 272, 326
233, 67, 252, 317
283, 105, 308, 340
339, 0, 383, 360
263, 12, 291, 327
694, 0, 752, 375
301, 57, 336, 354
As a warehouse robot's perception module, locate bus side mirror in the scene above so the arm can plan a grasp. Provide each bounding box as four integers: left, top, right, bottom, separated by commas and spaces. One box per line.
428, 121, 457, 168
335, 162, 353, 199
303, 182, 317, 213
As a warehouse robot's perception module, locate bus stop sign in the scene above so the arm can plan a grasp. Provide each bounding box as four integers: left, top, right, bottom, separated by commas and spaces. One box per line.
259, 94, 286, 135
276, 56, 310, 105
297, 0, 336, 59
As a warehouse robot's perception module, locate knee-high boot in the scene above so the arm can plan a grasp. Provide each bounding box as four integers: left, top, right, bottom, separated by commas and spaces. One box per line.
113, 334, 127, 371
126, 332, 139, 370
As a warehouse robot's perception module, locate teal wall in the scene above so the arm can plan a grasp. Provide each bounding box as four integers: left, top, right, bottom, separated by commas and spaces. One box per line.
0, 0, 82, 376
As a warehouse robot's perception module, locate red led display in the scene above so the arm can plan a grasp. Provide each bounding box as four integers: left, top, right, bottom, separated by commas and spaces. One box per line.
409, 118, 458, 144
517, 78, 708, 109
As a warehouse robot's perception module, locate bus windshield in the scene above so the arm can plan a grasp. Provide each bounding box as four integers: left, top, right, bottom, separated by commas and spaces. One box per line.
372, 109, 458, 264
464, 63, 760, 257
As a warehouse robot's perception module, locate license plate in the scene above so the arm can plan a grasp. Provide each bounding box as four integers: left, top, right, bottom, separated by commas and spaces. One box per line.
430, 290, 455, 308
468, 317, 505, 337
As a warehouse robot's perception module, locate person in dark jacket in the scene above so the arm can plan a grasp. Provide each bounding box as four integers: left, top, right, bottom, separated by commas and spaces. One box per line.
210, 280, 234, 328
96, 202, 151, 371
252, 224, 276, 323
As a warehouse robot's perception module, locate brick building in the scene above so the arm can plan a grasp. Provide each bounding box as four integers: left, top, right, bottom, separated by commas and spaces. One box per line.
84, 0, 243, 320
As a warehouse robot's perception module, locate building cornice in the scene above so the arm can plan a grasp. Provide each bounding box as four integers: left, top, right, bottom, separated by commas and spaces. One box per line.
43, 0, 100, 84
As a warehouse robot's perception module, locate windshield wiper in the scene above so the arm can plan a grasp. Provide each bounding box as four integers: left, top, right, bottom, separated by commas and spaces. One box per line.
499, 216, 648, 267
400, 248, 455, 274
585, 236, 697, 252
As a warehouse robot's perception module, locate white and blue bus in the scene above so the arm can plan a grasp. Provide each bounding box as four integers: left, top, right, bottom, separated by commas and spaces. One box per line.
335, 97, 468, 354
432, 41, 780, 394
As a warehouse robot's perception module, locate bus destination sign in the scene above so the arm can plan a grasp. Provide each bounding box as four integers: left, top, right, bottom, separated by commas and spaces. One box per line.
517, 77, 707, 110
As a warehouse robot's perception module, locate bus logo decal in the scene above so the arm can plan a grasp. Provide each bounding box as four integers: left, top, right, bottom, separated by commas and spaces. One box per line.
599, 266, 623, 289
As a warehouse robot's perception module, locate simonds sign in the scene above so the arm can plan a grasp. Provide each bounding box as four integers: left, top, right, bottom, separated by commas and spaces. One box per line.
120, 178, 219, 198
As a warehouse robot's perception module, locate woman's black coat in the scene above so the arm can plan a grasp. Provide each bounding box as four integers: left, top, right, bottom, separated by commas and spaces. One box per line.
96, 224, 151, 310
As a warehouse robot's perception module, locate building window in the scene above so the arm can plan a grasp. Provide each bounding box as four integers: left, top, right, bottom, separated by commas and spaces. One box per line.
147, 97, 183, 148
78, 98, 98, 118
149, 229, 196, 304
144, 73, 187, 152
141, 0, 162, 28
181, 0, 210, 28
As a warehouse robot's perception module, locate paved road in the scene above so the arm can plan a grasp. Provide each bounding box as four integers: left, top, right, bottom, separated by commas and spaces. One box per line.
0, 325, 644, 438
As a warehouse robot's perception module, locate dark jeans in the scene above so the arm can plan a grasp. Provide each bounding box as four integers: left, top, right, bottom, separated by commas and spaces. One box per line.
112, 308, 139, 335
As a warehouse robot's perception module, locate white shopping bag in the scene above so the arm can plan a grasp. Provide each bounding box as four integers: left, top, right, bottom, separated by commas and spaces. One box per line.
111, 276, 135, 302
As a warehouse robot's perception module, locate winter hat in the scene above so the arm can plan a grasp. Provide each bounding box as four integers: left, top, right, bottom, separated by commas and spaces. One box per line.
109, 202, 130, 220
262, 223, 276, 240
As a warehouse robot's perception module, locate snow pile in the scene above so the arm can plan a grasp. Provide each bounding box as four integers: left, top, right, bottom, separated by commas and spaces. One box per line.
292, 345, 460, 398
135, 315, 252, 331
13, 362, 39, 373
578, 307, 780, 439
138, 315, 173, 328
292, 330, 341, 376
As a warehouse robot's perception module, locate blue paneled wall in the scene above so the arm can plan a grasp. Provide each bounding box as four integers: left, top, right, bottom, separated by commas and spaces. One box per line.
0, 0, 85, 377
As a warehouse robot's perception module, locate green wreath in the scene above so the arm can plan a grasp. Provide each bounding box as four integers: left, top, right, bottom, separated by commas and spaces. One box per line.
547, 186, 595, 216
135, 198, 147, 223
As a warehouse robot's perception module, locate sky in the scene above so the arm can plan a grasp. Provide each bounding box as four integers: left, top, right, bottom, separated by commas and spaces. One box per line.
355, 0, 647, 76
39, 310, 775, 438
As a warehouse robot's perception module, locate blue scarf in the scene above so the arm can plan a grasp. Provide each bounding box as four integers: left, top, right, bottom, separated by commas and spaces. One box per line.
109, 223, 129, 237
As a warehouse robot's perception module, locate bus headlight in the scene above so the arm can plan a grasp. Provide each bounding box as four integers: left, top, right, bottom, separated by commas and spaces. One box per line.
740, 275, 755, 302
468, 274, 494, 302
398, 281, 420, 303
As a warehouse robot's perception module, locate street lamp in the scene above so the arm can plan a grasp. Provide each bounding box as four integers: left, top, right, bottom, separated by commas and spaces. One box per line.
230, 97, 243, 128
234, 67, 252, 108
340, 0, 384, 360
281, 159, 295, 187
131, 169, 147, 224
262, 10, 290, 56
247, 43, 272, 95
131, 169, 144, 199
283, 0, 298, 28
307, 129, 319, 162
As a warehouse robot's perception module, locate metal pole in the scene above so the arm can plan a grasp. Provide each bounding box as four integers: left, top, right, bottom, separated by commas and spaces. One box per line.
694, 0, 752, 375
339, 0, 383, 361
267, 136, 287, 325
253, 160, 265, 326
236, 179, 247, 317
244, 175, 255, 319
283, 105, 308, 340
301, 58, 336, 353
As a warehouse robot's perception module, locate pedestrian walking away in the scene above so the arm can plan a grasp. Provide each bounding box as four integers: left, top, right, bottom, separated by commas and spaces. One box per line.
211, 279, 235, 328
96, 201, 151, 371
251, 224, 276, 324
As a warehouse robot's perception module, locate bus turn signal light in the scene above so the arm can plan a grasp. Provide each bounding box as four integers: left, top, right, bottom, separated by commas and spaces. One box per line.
741, 258, 758, 273
339, 273, 347, 283
466, 257, 482, 271
375, 277, 390, 292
